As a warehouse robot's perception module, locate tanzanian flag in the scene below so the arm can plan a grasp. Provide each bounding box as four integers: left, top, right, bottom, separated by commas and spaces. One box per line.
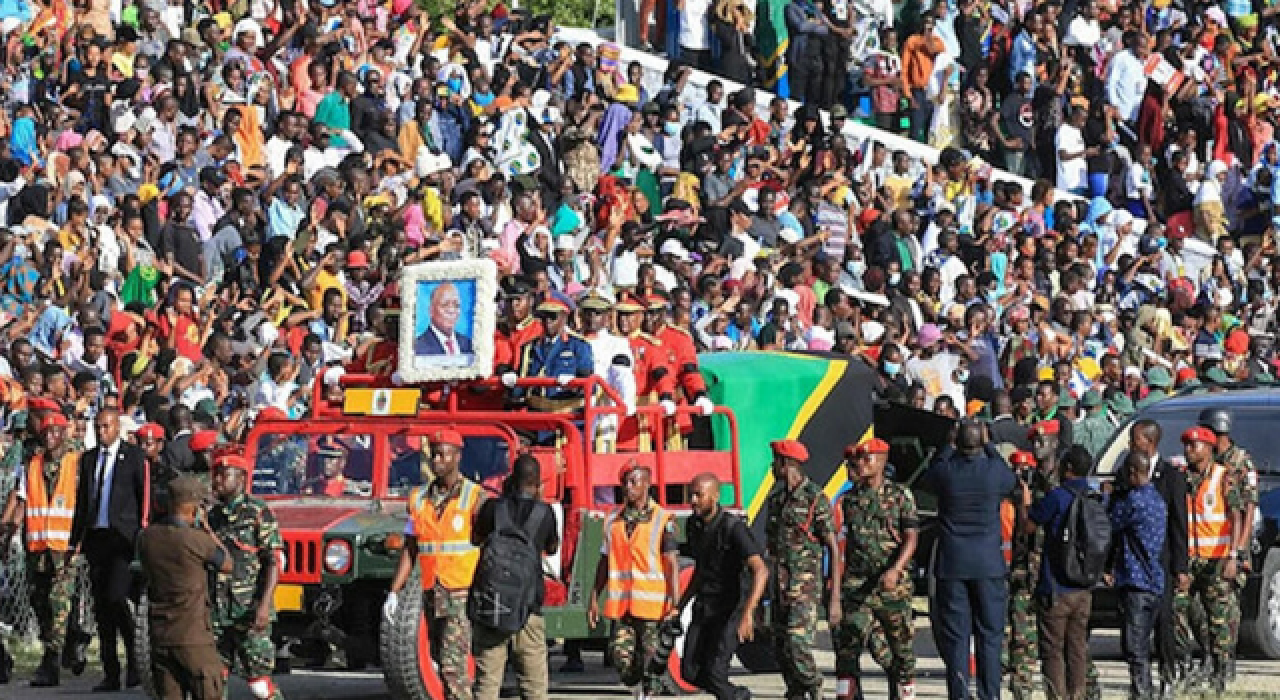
755, 0, 790, 97
700, 352, 877, 522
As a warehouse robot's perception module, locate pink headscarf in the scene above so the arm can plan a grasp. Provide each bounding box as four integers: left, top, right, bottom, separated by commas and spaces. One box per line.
54, 130, 83, 152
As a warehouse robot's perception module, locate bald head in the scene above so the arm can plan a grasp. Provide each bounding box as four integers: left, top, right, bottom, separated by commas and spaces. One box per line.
690, 472, 722, 518
691, 472, 721, 493
957, 421, 984, 454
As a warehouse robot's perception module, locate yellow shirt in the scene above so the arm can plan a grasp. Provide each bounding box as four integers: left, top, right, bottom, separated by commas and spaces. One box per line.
307, 269, 347, 312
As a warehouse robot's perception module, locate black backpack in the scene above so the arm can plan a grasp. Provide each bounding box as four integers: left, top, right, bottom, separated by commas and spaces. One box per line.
1051, 483, 1113, 588
467, 499, 547, 633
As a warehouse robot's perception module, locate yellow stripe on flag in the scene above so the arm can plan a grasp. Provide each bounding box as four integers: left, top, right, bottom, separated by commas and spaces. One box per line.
824, 425, 875, 502
746, 357, 847, 520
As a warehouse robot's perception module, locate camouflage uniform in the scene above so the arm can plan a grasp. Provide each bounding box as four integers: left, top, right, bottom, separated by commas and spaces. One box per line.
23, 450, 79, 661
1071, 411, 1112, 464
1220, 443, 1257, 654
606, 501, 674, 695
834, 481, 918, 694
765, 478, 835, 700
1176, 463, 1244, 672
209, 492, 285, 700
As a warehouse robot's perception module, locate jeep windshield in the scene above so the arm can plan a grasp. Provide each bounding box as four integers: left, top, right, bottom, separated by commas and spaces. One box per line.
251, 432, 377, 497
1096, 403, 1280, 481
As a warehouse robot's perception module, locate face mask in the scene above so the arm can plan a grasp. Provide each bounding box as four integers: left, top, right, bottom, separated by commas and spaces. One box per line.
473, 91, 494, 107
956, 369, 970, 383
846, 259, 866, 279
136, 68, 149, 78
883, 360, 902, 376
663, 122, 680, 137
888, 272, 901, 286
447, 77, 464, 94
986, 290, 1000, 304
12, 244, 28, 260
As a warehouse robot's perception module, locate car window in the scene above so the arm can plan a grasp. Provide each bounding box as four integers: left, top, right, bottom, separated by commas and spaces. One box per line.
388, 433, 513, 498
251, 433, 375, 497
1096, 402, 1280, 479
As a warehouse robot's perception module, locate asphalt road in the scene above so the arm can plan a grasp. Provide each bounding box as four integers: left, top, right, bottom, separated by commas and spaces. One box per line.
15, 622, 1280, 699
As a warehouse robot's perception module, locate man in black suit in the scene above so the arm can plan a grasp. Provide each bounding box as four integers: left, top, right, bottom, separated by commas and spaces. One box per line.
1125, 419, 1189, 696
919, 421, 1019, 700
988, 390, 1033, 452
414, 282, 473, 356
70, 407, 147, 691
158, 404, 195, 474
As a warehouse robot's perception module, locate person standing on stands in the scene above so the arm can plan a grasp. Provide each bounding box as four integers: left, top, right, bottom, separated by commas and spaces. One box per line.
1107, 452, 1167, 700
1028, 446, 1096, 700
919, 421, 1017, 700
70, 407, 147, 692
784, 0, 831, 104
1126, 419, 1189, 695
138, 475, 234, 700
902, 15, 947, 144
676, 472, 768, 700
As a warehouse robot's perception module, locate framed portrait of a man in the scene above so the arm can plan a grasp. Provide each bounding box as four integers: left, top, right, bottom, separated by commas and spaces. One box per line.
398, 259, 498, 382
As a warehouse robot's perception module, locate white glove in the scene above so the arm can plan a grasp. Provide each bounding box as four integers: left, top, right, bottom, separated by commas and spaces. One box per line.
660, 399, 677, 416
624, 400, 637, 417
390, 371, 404, 387
382, 592, 398, 623
556, 374, 574, 386
501, 372, 519, 388
324, 366, 346, 387
694, 396, 715, 416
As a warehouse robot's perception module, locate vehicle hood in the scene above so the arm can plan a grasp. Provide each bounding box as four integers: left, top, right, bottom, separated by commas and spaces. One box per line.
269, 500, 409, 533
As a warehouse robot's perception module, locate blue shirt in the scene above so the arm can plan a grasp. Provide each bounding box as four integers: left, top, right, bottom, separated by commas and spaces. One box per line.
919, 445, 1018, 580
517, 332, 595, 399
1110, 482, 1167, 594
1029, 477, 1095, 595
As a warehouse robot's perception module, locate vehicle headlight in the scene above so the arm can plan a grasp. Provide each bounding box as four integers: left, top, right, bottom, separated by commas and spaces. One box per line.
323, 540, 352, 575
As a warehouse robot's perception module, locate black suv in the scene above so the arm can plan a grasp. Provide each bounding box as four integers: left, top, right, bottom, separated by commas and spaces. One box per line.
1090, 387, 1280, 659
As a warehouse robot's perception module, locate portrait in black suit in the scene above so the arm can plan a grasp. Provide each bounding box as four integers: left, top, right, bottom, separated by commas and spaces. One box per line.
70, 408, 147, 691
413, 281, 473, 356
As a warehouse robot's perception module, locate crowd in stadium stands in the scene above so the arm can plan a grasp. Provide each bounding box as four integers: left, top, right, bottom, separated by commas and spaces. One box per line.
0, 0, 1276, 696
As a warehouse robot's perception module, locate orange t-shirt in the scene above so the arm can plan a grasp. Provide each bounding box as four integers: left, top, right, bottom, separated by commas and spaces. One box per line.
902, 34, 944, 92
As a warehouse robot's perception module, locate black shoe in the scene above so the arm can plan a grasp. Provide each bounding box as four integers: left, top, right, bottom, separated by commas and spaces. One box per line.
125, 668, 141, 688
30, 652, 60, 688
92, 677, 122, 692
559, 657, 585, 673
0, 648, 11, 684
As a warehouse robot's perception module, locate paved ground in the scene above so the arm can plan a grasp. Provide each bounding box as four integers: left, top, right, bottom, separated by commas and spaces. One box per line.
10, 620, 1280, 699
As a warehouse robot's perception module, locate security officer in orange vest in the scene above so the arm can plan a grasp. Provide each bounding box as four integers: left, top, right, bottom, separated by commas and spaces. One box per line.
386, 428, 486, 700
0, 411, 80, 686
588, 462, 680, 700
1176, 426, 1245, 693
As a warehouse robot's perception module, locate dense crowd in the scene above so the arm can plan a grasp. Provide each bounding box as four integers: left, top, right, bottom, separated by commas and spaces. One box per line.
0, 0, 1275, 697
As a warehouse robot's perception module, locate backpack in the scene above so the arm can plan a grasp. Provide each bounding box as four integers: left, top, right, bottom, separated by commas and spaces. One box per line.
467, 499, 547, 633
1051, 483, 1113, 589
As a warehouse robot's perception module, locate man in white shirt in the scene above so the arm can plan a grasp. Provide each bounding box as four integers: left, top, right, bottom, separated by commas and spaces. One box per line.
680, 0, 715, 68
692, 81, 724, 133
1106, 30, 1150, 123
1063, 1, 1101, 48
264, 112, 301, 181
1056, 106, 1091, 195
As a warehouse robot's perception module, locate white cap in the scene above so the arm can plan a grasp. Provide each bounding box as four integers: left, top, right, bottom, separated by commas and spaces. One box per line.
416, 151, 453, 177
778, 227, 801, 245
113, 110, 137, 135
555, 235, 577, 252
861, 320, 886, 344
1109, 209, 1134, 228
659, 239, 690, 261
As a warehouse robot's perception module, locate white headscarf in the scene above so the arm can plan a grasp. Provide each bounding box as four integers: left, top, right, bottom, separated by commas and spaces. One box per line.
1196, 160, 1229, 205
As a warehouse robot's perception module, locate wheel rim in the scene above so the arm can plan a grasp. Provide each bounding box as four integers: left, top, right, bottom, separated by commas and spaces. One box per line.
1268, 568, 1280, 644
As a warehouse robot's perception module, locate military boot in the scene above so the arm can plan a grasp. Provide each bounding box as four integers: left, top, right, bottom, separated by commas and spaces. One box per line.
30, 650, 60, 687
0, 643, 12, 684
1225, 656, 1237, 684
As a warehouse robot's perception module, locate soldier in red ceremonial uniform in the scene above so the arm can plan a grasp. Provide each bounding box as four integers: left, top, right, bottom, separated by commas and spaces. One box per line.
616, 295, 677, 452
643, 294, 714, 444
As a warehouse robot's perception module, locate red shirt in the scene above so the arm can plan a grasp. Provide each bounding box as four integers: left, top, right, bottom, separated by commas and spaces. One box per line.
156, 313, 203, 363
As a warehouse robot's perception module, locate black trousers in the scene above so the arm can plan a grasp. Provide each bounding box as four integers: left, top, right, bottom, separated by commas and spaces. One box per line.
933, 577, 1005, 700
681, 601, 743, 700
1120, 589, 1160, 698
1154, 572, 1185, 683
85, 528, 137, 680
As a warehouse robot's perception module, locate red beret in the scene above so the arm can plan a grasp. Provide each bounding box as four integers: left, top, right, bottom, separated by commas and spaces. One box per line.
137, 423, 166, 440
846, 438, 890, 458
1028, 421, 1061, 440
1175, 367, 1197, 384
215, 454, 252, 471
430, 429, 465, 448
1010, 450, 1036, 467
770, 439, 809, 462
257, 407, 288, 422
189, 430, 219, 452
40, 412, 68, 429
618, 461, 652, 481
1181, 426, 1218, 446
1225, 329, 1249, 356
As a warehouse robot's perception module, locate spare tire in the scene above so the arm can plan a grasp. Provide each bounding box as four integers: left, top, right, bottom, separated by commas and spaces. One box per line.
380, 570, 450, 700
134, 595, 159, 700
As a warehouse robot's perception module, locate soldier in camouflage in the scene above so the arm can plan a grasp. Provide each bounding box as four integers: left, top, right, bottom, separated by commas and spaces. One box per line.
764, 439, 841, 700
1176, 426, 1245, 693
1199, 408, 1256, 682
0, 412, 80, 687
208, 454, 285, 700
834, 439, 918, 700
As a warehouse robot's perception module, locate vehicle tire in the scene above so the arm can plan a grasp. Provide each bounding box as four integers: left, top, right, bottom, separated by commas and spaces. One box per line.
380, 569, 448, 700
661, 565, 698, 696
736, 631, 779, 673
1243, 549, 1280, 659
134, 595, 159, 700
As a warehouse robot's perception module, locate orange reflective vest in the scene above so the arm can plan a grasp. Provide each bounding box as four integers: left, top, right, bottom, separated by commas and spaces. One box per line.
603, 503, 671, 621
1189, 463, 1232, 560
1000, 500, 1015, 566
24, 452, 79, 553
410, 479, 482, 591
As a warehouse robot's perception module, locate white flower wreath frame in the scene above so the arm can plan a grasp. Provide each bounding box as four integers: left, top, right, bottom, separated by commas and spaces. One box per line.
397, 259, 499, 383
